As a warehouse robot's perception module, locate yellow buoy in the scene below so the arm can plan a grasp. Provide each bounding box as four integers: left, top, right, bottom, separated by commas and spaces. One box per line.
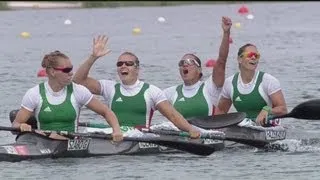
132, 27, 141, 35
20, 32, 31, 38
235, 22, 241, 28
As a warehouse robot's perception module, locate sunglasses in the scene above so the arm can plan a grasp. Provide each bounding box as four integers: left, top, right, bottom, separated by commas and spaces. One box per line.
116, 61, 136, 67
240, 52, 261, 59
53, 67, 73, 73
178, 59, 200, 67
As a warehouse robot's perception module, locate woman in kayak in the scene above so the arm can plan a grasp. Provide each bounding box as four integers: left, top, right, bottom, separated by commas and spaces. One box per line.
163, 16, 232, 118
73, 36, 200, 138
215, 43, 288, 126
12, 51, 123, 141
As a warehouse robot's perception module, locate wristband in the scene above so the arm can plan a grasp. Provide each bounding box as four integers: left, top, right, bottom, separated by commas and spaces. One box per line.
262, 106, 272, 114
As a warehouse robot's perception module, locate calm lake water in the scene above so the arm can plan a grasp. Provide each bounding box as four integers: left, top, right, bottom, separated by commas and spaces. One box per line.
0, 2, 320, 179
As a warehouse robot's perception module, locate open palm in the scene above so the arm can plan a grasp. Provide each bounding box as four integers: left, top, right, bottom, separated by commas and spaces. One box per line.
92, 35, 111, 58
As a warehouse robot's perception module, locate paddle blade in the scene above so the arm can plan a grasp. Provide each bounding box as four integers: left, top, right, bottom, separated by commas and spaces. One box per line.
188, 112, 247, 129
272, 99, 320, 120
289, 99, 320, 119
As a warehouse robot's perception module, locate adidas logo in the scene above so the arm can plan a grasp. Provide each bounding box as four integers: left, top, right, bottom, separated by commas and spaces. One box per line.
44, 107, 51, 112
235, 96, 242, 102
178, 97, 185, 102
116, 97, 123, 102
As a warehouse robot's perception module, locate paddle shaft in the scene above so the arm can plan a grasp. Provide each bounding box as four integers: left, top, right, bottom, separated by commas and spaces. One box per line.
268, 113, 292, 120
145, 129, 270, 148
78, 122, 269, 148
0, 126, 215, 156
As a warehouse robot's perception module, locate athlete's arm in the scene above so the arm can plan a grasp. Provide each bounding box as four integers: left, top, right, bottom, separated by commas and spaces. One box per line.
270, 90, 287, 115
73, 35, 111, 95
213, 16, 232, 88
86, 97, 123, 141
216, 97, 232, 115
12, 107, 33, 131
256, 90, 287, 126
156, 100, 200, 138
73, 55, 102, 95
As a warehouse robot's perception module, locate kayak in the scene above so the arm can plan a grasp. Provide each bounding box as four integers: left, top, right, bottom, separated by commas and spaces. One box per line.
218, 124, 286, 148
82, 121, 286, 149
0, 131, 225, 162
4, 109, 286, 162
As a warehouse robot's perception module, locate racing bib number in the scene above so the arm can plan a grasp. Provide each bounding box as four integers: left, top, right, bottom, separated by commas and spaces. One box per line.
138, 142, 158, 149
265, 130, 286, 140
67, 138, 90, 151
203, 139, 219, 145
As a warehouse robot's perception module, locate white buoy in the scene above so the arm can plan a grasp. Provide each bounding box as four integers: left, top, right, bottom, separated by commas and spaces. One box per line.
157, 17, 166, 23
246, 14, 254, 20
64, 19, 72, 25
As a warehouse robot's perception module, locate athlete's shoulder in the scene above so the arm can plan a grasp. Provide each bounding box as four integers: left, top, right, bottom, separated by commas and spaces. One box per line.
147, 83, 164, 93
99, 79, 117, 87
72, 82, 91, 92
261, 72, 280, 82
262, 72, 277, 78
225, 74, 235, 84
163, 84, 178, 92
26, 83, 41, 95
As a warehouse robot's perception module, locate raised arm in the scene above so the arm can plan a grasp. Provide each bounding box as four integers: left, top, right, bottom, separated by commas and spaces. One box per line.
213, 16, 232, 87
73, 35, 111, 95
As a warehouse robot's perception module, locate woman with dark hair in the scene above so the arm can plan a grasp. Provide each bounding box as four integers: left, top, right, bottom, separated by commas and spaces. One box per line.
216, 44, 288, 126
164, 16, 232, 118
12, 51, 123, 141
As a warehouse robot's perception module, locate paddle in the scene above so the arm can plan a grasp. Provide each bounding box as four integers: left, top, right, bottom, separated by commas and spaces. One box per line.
0, 126, 215, 156
187, 99, 320, 129
78, 122, 267, 148
145, 129, 270, 149
269, 99, 320, 120
9, 110, 246, 131
187, 112, 247, 129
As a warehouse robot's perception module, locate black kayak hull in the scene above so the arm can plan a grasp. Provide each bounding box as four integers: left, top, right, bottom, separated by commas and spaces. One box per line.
217, 125, 286, 148
0, 132, 224, 162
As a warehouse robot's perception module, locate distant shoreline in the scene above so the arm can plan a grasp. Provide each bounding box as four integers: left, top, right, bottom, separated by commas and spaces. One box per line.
1, 1, 244, 10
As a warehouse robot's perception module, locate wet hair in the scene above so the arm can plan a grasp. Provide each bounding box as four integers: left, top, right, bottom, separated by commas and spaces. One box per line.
182, 53, 203, 78
41, 50, 69, 68
237, 43, 256, 57
120, 51, 140, 67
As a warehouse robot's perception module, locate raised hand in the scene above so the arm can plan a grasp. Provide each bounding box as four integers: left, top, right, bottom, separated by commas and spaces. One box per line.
92, 35, 111, 58
222, 16, 232, 32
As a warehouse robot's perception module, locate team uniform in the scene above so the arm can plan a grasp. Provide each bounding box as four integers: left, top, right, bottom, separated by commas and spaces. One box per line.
164, 76, 221, 118
21, 82, 93, 132
98, 79, 167, 127
220, 70, 282, 125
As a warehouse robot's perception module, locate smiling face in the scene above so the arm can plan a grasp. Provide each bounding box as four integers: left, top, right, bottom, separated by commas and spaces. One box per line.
238, 45, 260, 71
116, 53, 139, 85
179, 54, 202, 85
